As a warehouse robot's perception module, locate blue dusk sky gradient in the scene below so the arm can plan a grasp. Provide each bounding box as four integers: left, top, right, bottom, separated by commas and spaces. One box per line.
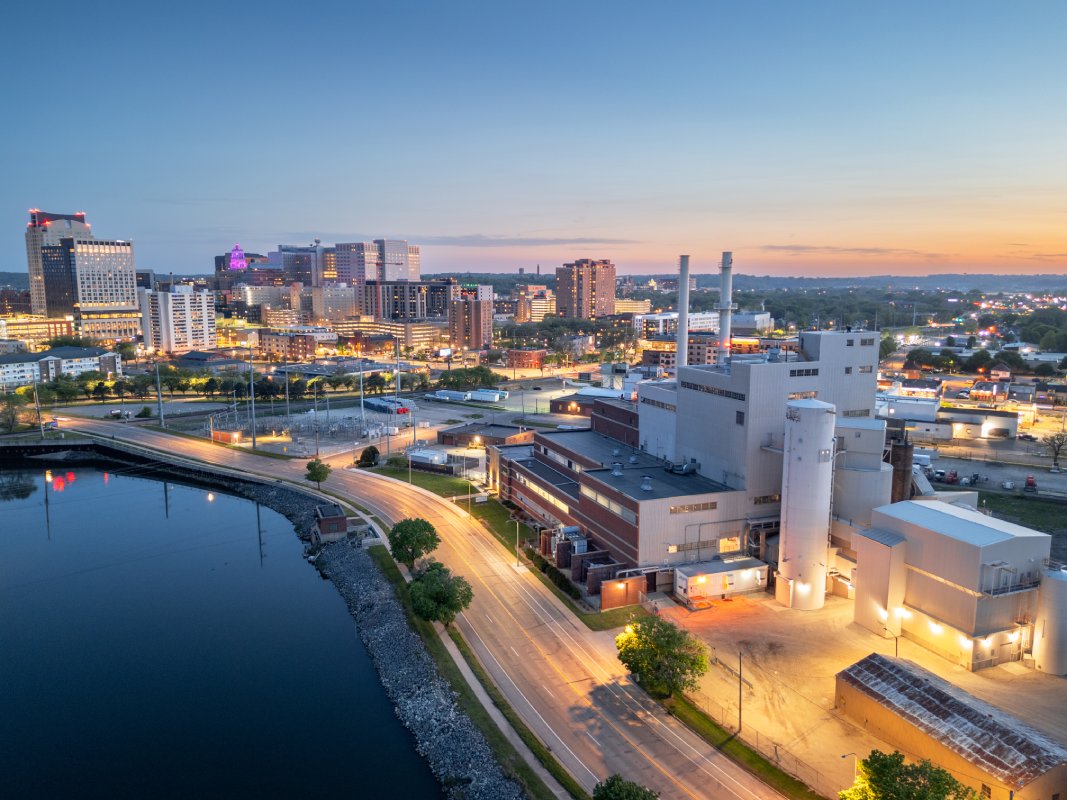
2, 1, 1066, 277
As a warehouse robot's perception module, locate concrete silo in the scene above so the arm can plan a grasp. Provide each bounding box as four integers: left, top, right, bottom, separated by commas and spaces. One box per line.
776, 398, 837, 610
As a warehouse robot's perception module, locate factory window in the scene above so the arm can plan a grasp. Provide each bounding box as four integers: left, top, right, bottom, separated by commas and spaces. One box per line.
843, 409, 871, 417
736, 410, 745, 425
844, 367, 852, 375
859, 365, 873, 373
860, 337, 875, 346
788, 391, 817, 400
846, 339, 854, 346
515, 474, 569, 513
670, 501, 717, 514
580, 485, 637, 524
679, 380, 746, 401
980, 786, 991, 799
719, 535, 741, 553
640, 396, 677, 412
753, 494, 781, 505
789, 368, 819, 377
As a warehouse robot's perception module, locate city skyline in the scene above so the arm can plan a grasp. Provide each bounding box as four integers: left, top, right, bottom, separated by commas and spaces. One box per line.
3, 2, 1066, 277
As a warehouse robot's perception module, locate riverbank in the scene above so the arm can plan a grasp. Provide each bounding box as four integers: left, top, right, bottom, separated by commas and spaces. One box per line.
318, 542, 524, 800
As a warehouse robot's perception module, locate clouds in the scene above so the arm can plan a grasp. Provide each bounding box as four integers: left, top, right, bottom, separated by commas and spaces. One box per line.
760, 244, 948, 260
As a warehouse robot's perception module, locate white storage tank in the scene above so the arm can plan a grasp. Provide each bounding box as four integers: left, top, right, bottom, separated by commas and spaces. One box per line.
1033, 569, 1067, 675
777, 399, 836, 611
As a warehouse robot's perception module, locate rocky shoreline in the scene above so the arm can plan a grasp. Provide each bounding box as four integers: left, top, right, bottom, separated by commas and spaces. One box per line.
318, 543, 524, 800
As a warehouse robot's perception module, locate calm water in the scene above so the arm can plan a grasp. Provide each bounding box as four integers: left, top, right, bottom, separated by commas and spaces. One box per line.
0, 464, 440, 799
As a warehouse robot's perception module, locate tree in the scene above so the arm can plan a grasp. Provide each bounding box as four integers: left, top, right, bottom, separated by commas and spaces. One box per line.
408, 560, 473, 627
0, 396, 25, 434
305, 458, 331, 489
357, 445, 380, 466
1042, 432, 1067, 467
135, 405, 153, 418
92, 381, 110, 401
839, 750, 977, 800
593, 775, 659, 800
387, 517, 441, 568
879, 337, 898, 360
944, 335, 956, 347
614, 617, 708, 698
365, 373, 386, 395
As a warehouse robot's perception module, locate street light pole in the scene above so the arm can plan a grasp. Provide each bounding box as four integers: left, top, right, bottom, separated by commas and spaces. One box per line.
248, 348, 257, 449
514, 519, 520, 566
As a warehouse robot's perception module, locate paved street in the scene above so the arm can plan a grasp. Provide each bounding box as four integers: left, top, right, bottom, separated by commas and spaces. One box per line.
62, 417, 785, 800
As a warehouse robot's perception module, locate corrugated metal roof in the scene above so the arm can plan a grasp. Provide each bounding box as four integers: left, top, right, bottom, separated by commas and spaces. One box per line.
838, 653, 1067, 788
855, 527, 907, 547
874, 500, 1049, 546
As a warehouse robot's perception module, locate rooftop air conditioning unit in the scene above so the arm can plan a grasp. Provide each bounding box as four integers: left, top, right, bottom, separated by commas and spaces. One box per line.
640, 476, 653, 491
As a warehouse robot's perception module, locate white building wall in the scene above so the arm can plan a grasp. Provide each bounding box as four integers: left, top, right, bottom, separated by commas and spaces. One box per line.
636, 490, 750, 566
636, 382, 678, 462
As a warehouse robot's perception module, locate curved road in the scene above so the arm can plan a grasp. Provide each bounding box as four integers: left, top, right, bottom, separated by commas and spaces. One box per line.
67, 419, 783, 800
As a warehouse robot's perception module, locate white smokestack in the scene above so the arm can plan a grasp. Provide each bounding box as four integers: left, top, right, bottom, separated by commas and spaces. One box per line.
676, 254, 690, 370
717, 251, 735, 365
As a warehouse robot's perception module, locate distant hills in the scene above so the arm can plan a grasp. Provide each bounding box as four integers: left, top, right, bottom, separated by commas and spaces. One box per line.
0, 272, 28, 290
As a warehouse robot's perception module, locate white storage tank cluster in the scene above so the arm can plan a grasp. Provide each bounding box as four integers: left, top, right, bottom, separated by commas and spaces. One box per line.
1033, 568, 1067, 675
776, 399, 837, 611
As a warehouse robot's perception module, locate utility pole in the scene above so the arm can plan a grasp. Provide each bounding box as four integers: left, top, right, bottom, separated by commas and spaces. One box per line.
738, 650, 743, 733
359, 360, 366, 433
155, 362, 165, 427
248, 348, 257, 448
515, 519, 520, 566
33, 379, 44, 438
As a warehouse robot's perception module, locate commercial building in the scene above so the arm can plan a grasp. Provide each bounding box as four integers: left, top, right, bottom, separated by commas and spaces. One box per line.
268, 242, 332, 286
0, 317, 74, 351
516, 292, 556, 323
506, 348, 547, 370
139, 285, 217, 354
40, 237, 141, 341
331, 317, 448, 353
449, 285, 493, 351
613, 298, 652, 315
438, 423, 534, 448
633, 311, 719, 338
25, 209, 93, 316
259, 327, 337, 361
335, 240, 420, 283
556, 259, 616, 319
0, 346, 122, 389
359, 279, 458, 321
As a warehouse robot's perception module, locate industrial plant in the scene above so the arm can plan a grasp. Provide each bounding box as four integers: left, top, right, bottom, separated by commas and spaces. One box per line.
490, 252, 1067, 680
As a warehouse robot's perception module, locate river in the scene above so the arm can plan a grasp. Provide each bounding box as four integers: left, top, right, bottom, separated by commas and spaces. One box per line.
0, 464, 441, 799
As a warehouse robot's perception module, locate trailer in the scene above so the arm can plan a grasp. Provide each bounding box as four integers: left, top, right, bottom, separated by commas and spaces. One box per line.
469, 389, 509, 402
434, 390, 472, 402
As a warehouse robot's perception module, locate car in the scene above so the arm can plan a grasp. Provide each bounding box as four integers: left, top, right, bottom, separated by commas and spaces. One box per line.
1051, 466, 1062, 474
956, 390, 970, 399
1019, 433, 1038, 441
531, 386, 542, 391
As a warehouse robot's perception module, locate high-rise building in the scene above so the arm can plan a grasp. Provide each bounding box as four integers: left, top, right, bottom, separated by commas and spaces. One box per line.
359, 279, 457, 321
138, 285, 217, 354
449, 286, 493, 351
513, 284, 557, 323
556, 259, 616, 319
269, 242, 333, 286
335, 240, 420, 284
41, 237, 140, 341
25, 209, 94, 316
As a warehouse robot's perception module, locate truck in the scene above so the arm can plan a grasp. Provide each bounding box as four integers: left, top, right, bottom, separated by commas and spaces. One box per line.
1024, 475, 1038, 493
434, 390, 471, 402
913, 453, 932, 468
469, 389, 508, 402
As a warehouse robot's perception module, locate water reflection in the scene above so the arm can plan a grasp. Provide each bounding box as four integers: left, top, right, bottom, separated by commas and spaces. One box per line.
0, 472, 37, 501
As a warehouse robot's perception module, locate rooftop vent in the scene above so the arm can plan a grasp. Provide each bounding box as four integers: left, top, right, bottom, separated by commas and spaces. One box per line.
640, 475, 653, 491
612, 447, 621, 457
628, 454, 638, 464
611, 462, 624, 477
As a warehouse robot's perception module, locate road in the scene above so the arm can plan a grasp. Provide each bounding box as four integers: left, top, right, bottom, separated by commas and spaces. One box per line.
65, 418, 783, 800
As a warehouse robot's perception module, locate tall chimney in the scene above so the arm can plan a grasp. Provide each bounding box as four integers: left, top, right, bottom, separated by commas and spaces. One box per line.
717, 251, 735, 366
676, 254, 691, 370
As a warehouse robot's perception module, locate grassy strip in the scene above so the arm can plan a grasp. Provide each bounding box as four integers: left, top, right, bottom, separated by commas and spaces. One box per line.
458, 498, 648, 632
365, 546, 559, 800
667, 694, 824, 800
975, 489, 1067, 531
369, 465, 474, 497
447, 627, 591, 800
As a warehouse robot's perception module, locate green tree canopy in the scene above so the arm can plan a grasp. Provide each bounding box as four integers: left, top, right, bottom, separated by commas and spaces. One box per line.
305, 458, 332, 489
593, 774, 659, 800
408, 560, 473, 627
839, 750, 977, 800
387, 517, 441, 568
437, 365, 502, 390
357, 445, 379, 466
614, 617, 708, 698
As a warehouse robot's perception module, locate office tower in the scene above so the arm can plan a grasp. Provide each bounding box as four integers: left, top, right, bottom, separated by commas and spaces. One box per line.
555, 259, 616, 319
335, 239, 420, 284
449, 287, 493, 351
139, 285, 217, 354
41, 237, 140, 341
26, 209, 94, 315
268, 241, 332, 286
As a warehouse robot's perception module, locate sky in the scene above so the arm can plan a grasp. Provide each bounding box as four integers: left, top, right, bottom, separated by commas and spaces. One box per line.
2, 1, 1066, 278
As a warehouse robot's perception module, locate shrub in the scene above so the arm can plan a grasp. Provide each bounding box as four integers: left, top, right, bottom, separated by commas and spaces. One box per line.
135, 406, 152, 418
